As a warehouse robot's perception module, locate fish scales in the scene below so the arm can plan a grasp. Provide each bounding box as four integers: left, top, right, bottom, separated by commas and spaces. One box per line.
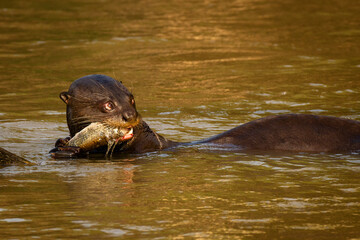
66, 122, 124, 151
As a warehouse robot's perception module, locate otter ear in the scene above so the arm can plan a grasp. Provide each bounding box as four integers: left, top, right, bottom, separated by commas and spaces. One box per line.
59, 92, 71, 104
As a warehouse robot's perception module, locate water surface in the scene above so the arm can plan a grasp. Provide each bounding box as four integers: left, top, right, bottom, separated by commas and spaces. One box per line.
0, 0, 359, 239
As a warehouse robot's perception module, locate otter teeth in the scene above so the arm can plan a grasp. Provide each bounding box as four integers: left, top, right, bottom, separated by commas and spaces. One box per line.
119, 128, 134, 141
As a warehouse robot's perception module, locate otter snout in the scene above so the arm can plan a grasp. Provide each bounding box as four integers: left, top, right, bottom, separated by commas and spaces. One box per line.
122, 109, 138, 123
104, 107, 141, 129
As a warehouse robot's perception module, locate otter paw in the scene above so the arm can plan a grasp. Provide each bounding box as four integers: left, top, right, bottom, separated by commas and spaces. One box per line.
49, 146, 83, 158
54, 137, 71, 147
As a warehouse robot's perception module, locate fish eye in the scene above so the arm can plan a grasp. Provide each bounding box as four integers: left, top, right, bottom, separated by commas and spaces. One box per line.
103, 101, 115, 112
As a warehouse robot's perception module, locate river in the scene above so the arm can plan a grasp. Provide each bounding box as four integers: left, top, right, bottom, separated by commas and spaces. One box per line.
0, 0, 359, 239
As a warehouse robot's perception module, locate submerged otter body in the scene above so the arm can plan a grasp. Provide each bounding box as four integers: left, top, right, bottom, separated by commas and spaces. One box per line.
51, 74, 360, 157
201, 114, 360, 152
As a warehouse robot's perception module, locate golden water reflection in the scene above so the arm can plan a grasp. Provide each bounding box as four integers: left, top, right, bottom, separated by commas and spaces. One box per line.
0, 0, 360, 238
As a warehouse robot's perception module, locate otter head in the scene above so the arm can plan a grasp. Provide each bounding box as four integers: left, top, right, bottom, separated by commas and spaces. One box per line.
60, 74, 140, 137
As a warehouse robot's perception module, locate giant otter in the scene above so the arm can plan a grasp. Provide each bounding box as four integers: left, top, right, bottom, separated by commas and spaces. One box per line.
50, 74, 360, 157
0, 147, 34, 166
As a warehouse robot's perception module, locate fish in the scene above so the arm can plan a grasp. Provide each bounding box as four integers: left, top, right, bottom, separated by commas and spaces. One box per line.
66, 122, 133, 156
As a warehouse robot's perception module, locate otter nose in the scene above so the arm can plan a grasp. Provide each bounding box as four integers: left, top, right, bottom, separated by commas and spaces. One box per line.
122, 110, 137, 122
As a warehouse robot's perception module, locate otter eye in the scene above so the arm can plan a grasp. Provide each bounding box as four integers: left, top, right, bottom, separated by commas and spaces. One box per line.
130, 98, 135, 105
103, 101, 114, 112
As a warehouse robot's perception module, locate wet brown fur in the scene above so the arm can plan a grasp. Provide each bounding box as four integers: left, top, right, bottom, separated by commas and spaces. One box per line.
60, 75, 141, 137
203, 114, 360, 152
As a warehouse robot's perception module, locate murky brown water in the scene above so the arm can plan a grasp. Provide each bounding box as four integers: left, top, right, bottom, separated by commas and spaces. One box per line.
1, 0, 360, 239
